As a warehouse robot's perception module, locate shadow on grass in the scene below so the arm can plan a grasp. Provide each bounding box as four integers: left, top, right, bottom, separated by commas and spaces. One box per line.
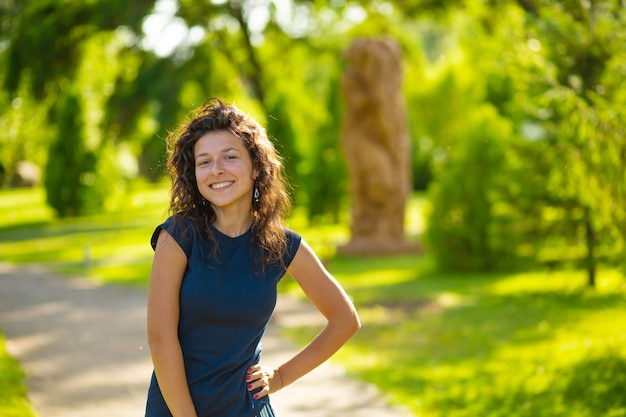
471, 352, 626, 417
0, 219, 151, 243
0, 216, 156, 287
562, 353, 626, 416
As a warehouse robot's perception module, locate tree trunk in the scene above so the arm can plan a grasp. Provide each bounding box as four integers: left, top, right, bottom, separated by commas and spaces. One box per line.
229, 2, 266, 108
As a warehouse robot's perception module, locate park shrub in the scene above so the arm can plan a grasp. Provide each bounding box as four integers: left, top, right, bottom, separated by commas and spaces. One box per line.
265, 93, 301, 199
425, 105, 525, 271
44, 91, 120, 217
303, 74, 347, 223
45, 91, 94, 216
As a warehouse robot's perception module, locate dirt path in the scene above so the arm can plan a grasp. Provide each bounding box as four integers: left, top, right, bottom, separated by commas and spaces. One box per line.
0, 263, 412, 417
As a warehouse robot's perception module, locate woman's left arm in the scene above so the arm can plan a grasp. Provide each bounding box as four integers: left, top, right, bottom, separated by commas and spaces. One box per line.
247, 238, 361, 397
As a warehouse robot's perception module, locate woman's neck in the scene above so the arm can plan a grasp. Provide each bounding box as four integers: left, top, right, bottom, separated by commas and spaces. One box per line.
211, 209, 253, 238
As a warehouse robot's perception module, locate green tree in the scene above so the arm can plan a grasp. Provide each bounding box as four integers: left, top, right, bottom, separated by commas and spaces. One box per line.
420, 0, 626, 283
531, 87, 626, 285
514, 0, 626, 285
3, 0, 154, 97
304, 74, 348, 223
0, 75, 52, 187
106, 55, 187, 181
425, 105, 522, 271
2, 0, 155, 202
44, 91, 98, 217
265, 93, 301, 199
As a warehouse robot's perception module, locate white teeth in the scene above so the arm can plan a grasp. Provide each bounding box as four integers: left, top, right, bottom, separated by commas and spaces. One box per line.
211, 181, 234, 189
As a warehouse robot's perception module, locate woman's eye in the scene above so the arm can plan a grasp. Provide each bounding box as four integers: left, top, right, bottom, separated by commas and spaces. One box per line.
225, 155, 236, 160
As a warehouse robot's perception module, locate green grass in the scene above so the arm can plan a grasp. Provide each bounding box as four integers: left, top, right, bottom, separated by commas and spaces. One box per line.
282, 258, 626, 417
0, 333, 36, 417
1, 185, 625, 417
0, 183, 169, 286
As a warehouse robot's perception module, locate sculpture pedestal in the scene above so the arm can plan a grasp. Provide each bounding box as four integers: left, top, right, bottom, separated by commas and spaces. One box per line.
337, 238, 422, 257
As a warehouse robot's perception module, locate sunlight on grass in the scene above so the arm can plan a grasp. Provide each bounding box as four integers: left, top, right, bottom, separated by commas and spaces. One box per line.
0, 187, 54, 228
287, 207, 349, 260
90, 262, 154, 287
0, 184, 168, 284
284, 255, 626, 417
488, 268, 626, 294
405, 193, 426, 238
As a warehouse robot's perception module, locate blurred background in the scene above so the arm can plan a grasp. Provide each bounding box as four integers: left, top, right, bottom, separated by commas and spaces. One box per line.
2, 0, 625, 276
1, 1, 625, 416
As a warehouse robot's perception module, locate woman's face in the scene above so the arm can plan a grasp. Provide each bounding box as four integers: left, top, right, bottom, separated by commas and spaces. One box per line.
194, 130, 258, 212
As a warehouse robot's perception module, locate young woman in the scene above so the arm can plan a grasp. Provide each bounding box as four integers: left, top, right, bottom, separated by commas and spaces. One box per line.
145, 98, 360, 417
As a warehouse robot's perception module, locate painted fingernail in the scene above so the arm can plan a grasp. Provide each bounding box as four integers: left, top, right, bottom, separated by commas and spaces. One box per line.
248, 384, 253, 390
246, 376, 251, 381
254, 394, 259, 399
247, 367, 252, 373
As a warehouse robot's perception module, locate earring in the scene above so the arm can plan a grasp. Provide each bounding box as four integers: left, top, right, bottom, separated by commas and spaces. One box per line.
253, 183, 260, 203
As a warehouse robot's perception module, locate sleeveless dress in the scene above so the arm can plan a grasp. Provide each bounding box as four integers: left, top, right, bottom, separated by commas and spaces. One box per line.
145, 215, 302, 417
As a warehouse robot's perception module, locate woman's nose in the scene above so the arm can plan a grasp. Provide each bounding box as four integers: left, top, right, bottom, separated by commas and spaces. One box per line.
210, 160, 224, 175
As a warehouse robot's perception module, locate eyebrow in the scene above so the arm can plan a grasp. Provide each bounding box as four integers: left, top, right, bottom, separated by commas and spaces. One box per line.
195, 147, 241, 160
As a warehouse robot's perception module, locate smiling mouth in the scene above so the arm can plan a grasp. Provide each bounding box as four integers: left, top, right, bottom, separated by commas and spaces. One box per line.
211, 181, 234, 190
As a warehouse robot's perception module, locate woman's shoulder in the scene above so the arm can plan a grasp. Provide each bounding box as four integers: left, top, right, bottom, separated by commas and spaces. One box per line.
150, 213, 197, 256
154, 213, 191, 235
283, 227, 302, 261
284, 227, 302, 243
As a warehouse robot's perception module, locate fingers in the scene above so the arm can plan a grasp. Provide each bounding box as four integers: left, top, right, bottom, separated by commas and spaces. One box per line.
246, 365, 281, 399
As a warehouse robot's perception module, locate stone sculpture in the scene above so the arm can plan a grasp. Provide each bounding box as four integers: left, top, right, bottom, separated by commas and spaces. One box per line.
338, 37, 421, 256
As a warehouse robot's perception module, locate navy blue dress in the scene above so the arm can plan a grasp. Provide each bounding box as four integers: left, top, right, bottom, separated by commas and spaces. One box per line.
145, 215, 301, 417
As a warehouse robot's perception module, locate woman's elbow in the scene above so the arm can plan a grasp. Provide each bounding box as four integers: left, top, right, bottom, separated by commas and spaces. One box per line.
349, 309, 361, 335
340, 306, 361, 338
147, 333, 164, 354
147, 328, 175, 353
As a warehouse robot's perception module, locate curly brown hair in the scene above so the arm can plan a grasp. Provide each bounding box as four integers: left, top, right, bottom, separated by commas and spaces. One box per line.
165, 98, 292, 268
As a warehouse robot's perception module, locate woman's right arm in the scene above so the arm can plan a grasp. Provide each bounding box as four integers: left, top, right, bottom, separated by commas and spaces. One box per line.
147, 229, 197, 417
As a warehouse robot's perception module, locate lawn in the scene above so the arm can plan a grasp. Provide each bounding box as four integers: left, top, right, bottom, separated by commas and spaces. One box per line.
282, 259, 626, 417
0, 334, 36, 417
0, 183, 169, 286
1, 184, 625, 417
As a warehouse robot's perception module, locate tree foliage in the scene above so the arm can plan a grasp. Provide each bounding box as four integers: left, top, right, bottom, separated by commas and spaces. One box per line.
44, 91, 97, 217
421, 0, 626, 282
304, 73, 347, 223
3, 0, 154, 97
426, 105, 522, 271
